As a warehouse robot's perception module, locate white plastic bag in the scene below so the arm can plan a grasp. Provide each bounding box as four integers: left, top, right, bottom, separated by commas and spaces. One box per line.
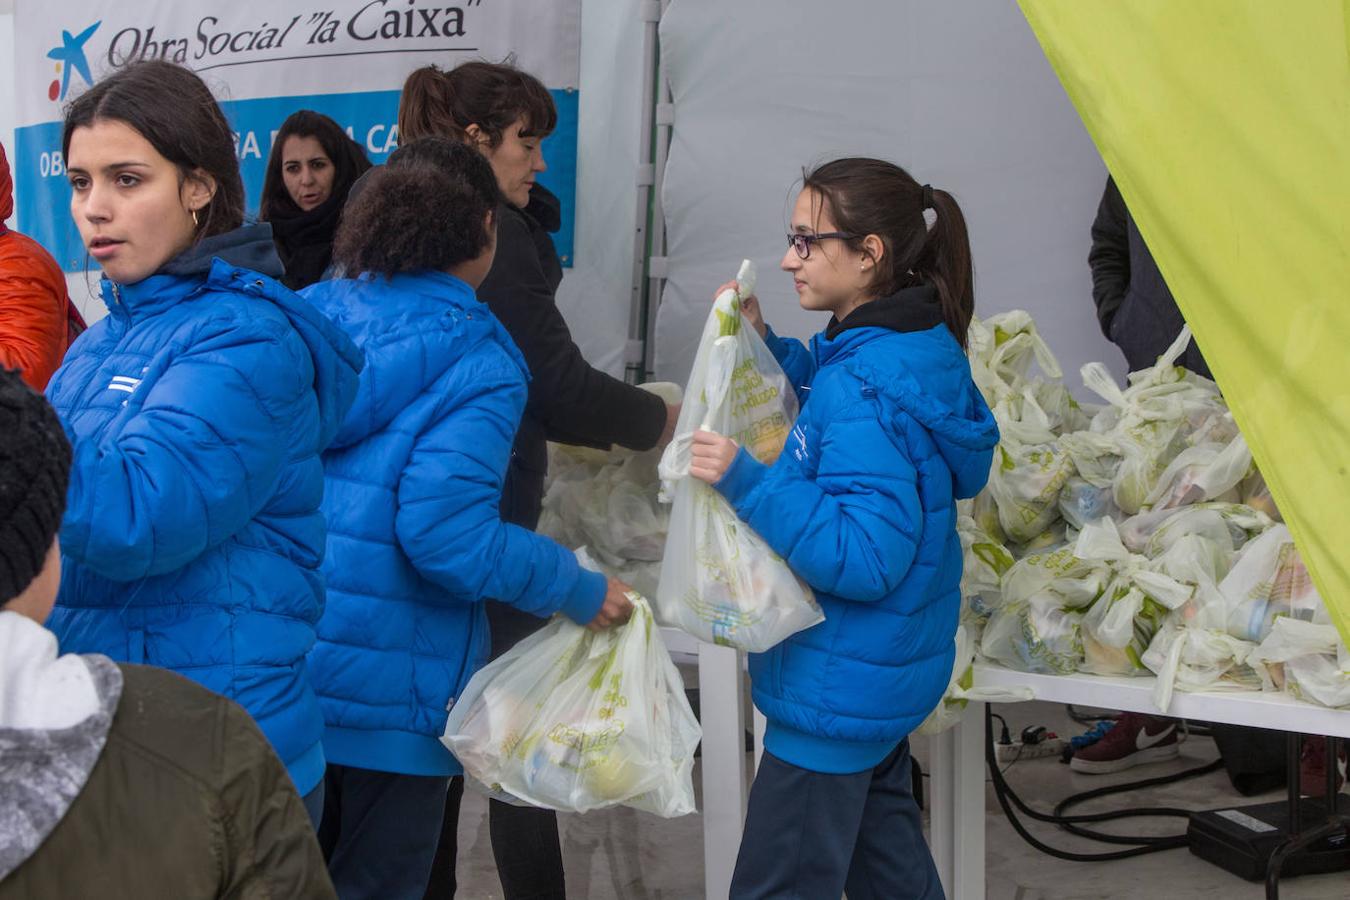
1117, 502, 1273, 559
957, 515, 1014, 619
1221, 525, 1322, 642
1141, 623, 1259, 713
981, 594, 1084, 675
656, 261, 822, 651
1000, 546, 1107, 613
917, 624, 1034, 734
1080, 328, 1228, 514
980, 543, 1112, 675
967, 311, 1064, 407
442, 552, 700, 816
1058, 431, 1121, 490
1249, 618, 1350, 708
986, 438, 1076, 544
1058, 477, 1121, 530
1239, 467, 1282, 521
1142, 431, 1251, 511
1074, 519, 1193, 676
538, 385, 681, 600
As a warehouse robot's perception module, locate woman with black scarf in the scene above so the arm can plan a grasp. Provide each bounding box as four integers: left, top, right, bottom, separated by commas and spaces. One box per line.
260, 110, 372, 290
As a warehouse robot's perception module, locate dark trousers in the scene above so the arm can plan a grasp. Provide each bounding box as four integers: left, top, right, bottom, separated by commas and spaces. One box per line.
302, 783, 325, 830
318, 764, 455, 900
422, 778, 464, 899
730, 740, 944, 900
425, 602, 566, 900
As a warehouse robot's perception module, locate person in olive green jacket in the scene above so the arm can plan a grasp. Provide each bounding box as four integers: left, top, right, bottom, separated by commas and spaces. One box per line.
0, 367, 334, 899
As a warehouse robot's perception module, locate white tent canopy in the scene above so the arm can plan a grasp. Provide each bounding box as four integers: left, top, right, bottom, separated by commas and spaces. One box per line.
653, 0, 1123, 387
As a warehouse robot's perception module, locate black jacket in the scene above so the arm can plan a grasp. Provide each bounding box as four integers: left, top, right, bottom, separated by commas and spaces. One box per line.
480, 185, 666, 529
1089, 176, 1211, 378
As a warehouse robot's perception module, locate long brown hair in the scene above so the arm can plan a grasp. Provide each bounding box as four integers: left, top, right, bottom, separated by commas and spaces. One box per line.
62, 61, 244, 241
258, 110, 372, 221
803, 158, 975, 348
397, 60, 556, 146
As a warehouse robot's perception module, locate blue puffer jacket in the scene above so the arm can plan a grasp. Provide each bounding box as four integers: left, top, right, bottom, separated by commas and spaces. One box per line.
45, 225, 363, 796
714, 285, 999, 774
302, 271, 606, 777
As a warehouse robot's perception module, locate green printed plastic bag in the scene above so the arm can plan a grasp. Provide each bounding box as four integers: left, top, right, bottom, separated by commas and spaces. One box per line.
656, 261, 822, 652
442, 552, 700, 816
981, 595, 1084, 676
957, 514, 1014, 620
1073, 519, 1193, 676
917, 624, 1034, 735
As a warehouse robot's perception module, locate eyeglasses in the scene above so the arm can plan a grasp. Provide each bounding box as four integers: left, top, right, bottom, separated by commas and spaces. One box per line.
787, 231, 859, 260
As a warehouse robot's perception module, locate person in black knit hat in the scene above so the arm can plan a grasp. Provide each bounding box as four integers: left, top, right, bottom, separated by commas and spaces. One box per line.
0, 367, 70, 608
0, 367, 336, 898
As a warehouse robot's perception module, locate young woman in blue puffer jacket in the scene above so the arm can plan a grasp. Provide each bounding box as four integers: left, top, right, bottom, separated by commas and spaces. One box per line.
45, 61, 362, 827
690, 158, 1000, 900
301, 138, 634, 900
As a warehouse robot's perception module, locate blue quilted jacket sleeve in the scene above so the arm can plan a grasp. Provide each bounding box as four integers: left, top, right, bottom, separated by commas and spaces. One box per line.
763, 326, 816, 407
394, 367, 606, 624
60, 316, 309, 582
714, 405, 922, 603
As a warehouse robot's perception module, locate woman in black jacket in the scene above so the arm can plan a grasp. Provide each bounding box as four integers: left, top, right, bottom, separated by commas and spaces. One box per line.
396, 61, 678, 900
260, 111, 371, 289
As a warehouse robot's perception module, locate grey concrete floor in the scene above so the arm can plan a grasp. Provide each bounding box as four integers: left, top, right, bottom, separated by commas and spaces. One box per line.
450, 699, 1350, 899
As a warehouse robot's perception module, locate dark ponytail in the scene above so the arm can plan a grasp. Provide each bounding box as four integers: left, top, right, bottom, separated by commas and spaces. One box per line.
397, 60, 557, 147
397, 66, 467, 144
803, 158, 975, 348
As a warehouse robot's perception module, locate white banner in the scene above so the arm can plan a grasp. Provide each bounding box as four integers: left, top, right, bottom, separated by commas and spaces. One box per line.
15, 0, 582, 270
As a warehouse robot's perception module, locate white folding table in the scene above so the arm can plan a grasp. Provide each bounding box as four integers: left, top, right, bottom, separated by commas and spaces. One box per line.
926, 663, 1350, 900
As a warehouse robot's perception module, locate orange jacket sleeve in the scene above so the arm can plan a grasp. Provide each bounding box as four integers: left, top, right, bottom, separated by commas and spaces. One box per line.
0, 232, 73, 392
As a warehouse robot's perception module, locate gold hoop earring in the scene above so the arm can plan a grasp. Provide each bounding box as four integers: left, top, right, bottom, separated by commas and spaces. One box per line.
192, 208, 200, 228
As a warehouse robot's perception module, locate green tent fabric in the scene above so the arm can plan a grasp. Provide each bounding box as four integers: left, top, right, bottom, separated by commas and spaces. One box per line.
1018, 1, 1350, 644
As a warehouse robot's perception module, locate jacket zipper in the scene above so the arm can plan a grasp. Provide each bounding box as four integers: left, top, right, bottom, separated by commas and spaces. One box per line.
445, 608, 481, 713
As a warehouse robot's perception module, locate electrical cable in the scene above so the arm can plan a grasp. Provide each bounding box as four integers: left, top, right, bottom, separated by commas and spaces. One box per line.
1000, 741, 1026, 777
990, 711, 1012, 745
985, 705, 1223, 862
1065, 704, 1116, 726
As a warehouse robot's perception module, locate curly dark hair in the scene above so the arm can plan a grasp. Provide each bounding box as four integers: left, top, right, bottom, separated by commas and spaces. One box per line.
333, 138, 501, 277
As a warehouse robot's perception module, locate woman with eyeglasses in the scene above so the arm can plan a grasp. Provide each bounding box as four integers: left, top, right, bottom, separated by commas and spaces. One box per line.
688, 158, 999, 900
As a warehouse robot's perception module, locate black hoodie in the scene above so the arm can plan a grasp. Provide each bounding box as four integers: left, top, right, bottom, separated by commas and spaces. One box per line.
825, 281, 947, 342
478, 185, 666, 530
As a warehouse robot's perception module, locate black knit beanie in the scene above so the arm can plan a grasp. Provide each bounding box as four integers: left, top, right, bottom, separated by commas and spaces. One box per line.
0, 368, 71, 603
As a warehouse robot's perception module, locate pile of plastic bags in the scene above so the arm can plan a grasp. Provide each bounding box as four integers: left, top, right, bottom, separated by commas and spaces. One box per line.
537, 382, 681, 599
957, 311, 1348, 713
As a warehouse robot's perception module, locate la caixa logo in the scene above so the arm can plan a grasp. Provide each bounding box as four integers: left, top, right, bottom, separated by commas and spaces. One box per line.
45, 21, 102, 102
